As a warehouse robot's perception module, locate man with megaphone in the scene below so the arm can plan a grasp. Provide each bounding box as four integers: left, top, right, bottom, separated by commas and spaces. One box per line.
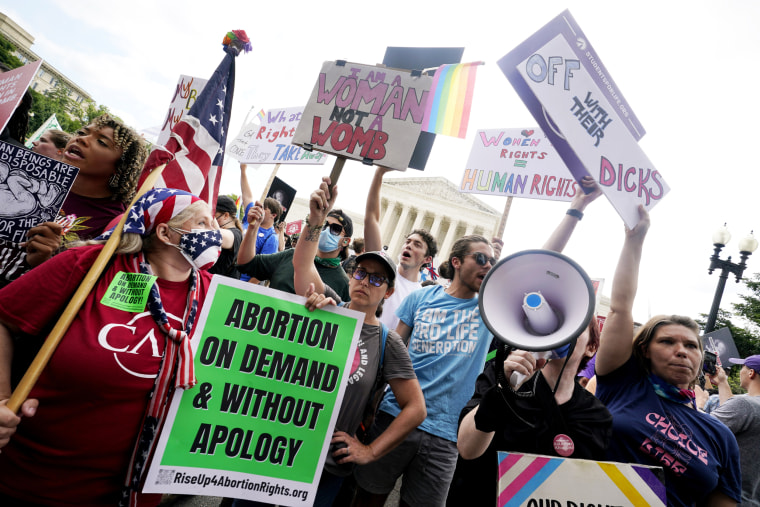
354, 177, 602, 507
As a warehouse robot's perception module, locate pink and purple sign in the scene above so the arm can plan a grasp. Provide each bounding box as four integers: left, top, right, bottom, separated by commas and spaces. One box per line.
0, 60, 42, 135
293, 61, 432, 171
498, 10, 668, 228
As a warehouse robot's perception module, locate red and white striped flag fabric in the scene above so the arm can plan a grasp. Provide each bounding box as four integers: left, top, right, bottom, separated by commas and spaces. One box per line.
138, 32, 250, 209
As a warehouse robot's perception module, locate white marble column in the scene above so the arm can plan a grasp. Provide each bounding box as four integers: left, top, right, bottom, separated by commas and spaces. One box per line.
410, 209, 426, 234
378, 199, 396, 248
429, 213, 444, 241
439, 219, 461, 261
388, 204, 412, 257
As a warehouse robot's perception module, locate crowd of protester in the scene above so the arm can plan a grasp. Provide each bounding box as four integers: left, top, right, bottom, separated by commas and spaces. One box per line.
0, 118, 757, 507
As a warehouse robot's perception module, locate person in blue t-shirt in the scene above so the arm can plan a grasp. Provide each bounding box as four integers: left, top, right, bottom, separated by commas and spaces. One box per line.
238, 197, 281, 283
353, 176, 602, 507
353, 234, 495, 507
595, 206, 742, 507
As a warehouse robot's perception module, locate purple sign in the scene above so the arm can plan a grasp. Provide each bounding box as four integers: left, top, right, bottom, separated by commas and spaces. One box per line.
498, 10, 645, 184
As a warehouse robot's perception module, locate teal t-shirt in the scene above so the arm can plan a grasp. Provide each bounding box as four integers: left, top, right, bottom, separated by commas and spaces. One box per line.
379, 284, 492, 441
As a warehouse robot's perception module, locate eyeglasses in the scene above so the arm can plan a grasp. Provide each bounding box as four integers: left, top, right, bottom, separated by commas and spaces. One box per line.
322, 222, 343, 236
352, 267, 389, 287
465, 252, 497, 267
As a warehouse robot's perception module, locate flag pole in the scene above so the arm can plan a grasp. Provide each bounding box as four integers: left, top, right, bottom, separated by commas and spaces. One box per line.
7, 164, 167, 413
241, 105, 256, 128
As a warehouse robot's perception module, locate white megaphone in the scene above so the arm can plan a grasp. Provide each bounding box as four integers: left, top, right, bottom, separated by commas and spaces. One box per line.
478, 249, 595, 387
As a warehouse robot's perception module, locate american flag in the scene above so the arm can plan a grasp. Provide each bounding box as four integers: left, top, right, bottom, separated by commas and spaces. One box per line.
139, 37, 247, 210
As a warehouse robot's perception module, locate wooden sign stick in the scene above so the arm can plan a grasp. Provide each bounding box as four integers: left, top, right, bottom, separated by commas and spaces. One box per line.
7, 164, 167, 412
494, 196, 513, 240
328, 156, 346, 194
259, 163, 282, 203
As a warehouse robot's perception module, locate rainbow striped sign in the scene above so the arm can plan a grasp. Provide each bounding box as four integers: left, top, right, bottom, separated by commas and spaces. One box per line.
421, 62, 481, 139
497, 452, 666, 507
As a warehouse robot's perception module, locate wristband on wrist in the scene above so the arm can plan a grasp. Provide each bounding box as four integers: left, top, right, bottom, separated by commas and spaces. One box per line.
566, 208, 583, 220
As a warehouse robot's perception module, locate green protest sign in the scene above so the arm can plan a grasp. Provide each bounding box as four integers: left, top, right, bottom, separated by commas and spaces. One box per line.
144, 277, 362, 506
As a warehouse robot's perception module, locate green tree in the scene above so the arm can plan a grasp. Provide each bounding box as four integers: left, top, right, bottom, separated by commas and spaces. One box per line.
733, 273, 760, 329
0, 36, 24, 69
27, 89, 82, 134
0, 33, 119, 139
728, 273, 760, 359
44, 82, 74, 112
78, 102, 115, 125
697, 274, 760, 394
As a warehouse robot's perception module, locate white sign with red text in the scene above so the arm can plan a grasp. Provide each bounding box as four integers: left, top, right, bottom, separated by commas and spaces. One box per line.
157, 75, 208, 148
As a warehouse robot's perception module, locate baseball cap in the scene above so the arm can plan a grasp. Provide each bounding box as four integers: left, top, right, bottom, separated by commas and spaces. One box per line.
356, 250, 396, 284
728, 354, 760, 372
327, 209, 353, 237
215, 195, 237, 215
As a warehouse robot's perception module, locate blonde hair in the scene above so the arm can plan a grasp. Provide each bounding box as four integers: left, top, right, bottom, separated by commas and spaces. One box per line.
74, 200, 209, 254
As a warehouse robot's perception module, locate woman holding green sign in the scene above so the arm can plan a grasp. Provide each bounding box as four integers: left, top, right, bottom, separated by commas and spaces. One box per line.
247, 175, 425, 507
0, 188, 222, 506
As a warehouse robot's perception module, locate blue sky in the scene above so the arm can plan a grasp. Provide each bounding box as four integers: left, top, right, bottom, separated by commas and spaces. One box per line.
6, 0, 760, 325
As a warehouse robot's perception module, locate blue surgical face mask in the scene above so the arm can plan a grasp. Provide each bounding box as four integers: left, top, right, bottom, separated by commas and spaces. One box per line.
318, 228, 341, 253
550, 343, 572, 359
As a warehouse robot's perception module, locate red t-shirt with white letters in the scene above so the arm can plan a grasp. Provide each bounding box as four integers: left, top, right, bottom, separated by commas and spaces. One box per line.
0, 244, 212, 506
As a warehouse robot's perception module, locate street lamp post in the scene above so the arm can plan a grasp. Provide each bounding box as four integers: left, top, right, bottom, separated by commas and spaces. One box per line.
704, 224, 758, 333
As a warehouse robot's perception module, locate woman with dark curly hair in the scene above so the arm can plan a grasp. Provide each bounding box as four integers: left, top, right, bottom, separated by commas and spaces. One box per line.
0, 114, 148, 287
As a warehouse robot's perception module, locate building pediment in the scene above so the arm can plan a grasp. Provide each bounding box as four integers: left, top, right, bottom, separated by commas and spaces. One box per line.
383, 176, 499, 216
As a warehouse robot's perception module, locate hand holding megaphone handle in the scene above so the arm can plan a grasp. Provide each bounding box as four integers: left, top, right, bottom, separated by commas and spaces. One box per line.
507, 350, 551, 389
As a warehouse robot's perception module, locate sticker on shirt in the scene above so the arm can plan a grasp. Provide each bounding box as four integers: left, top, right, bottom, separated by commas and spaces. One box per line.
100, 271, 157, 312
348, 338, 368, 385
553, 433, 575, 456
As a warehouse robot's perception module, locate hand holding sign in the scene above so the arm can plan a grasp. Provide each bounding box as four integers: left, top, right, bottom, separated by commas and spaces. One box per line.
304, 283, 337, 312
23, 221, 63, 268
307, 176, 337, 234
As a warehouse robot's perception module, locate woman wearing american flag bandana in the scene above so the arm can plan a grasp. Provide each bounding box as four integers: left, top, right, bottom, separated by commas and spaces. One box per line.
0, 187, 222, 506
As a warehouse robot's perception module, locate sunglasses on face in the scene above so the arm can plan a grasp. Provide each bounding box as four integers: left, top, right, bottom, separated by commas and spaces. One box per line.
352, 267, 389, 287
465, 252, 497, 267
322, 222, 343, 236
